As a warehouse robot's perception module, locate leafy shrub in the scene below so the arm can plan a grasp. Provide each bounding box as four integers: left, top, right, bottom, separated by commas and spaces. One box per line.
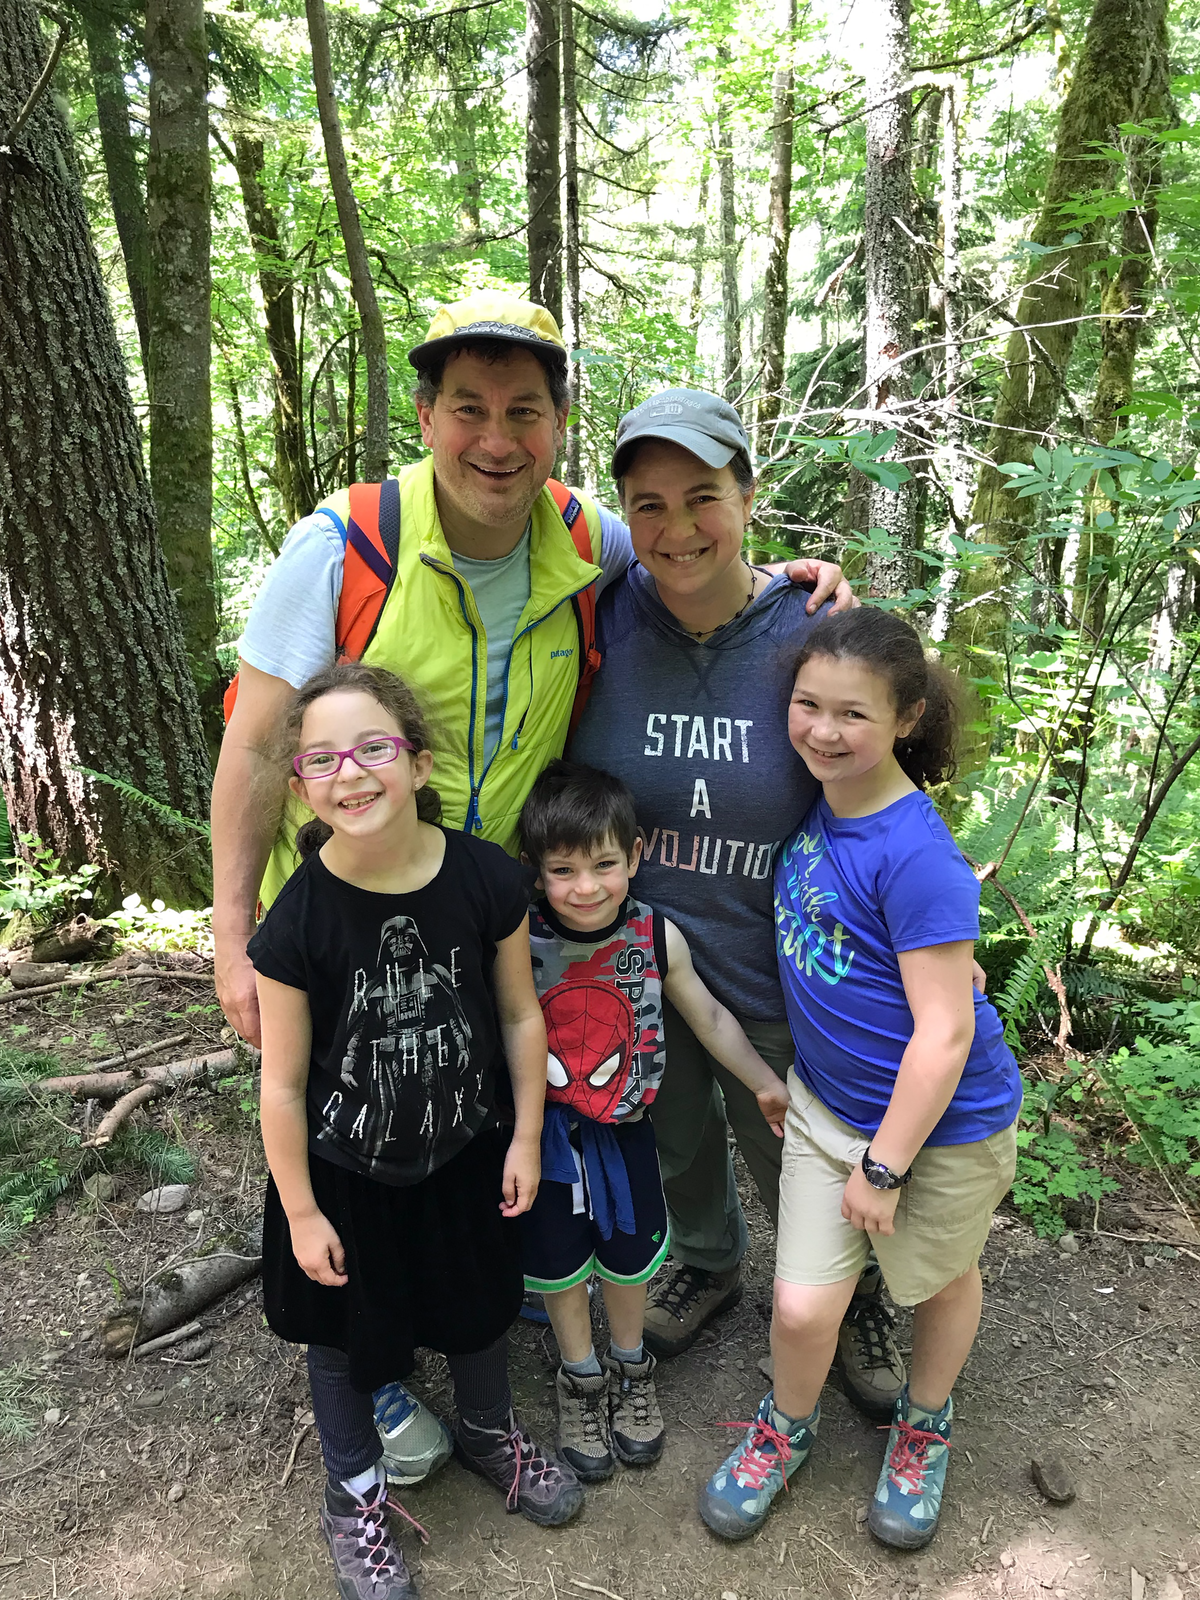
1096, 993, 1200, 1176
1011, 1074, 1118, 1238
102, 894, 213, 956
0, 835, 100, 926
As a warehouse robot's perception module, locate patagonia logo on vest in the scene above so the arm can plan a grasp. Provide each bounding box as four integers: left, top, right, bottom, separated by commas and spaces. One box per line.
550, 647, 575, 660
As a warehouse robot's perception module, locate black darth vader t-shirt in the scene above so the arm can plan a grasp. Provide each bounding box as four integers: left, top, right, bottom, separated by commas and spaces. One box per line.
248, 828, 532, 1188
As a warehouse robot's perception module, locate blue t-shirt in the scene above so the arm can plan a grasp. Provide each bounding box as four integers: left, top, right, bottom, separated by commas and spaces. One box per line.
774, 790, 1021, 1146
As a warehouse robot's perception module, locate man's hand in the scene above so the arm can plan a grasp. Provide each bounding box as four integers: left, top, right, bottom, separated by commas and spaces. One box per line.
783, 558, 858, 614
756, 1080, 790, 1137
500, 1133, 541, 1218
841, 1165, 902, 1236
290, 1209, 348, 1286
215, 929, 262, 1048
972, 959, 987, 994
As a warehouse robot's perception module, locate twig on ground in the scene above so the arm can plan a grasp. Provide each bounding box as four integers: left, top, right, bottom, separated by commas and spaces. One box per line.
1089, 1228, 1200, 1263
132, 1321, 203, 1358
83, 1081, 162, 1147
0, 974, 158, 1004
805, 1530, 867, 1579
569, 1583, 627, 1600
280, 1420, 313, 1488
87, 1032, 192, 1073
14, 1048, 238, 1102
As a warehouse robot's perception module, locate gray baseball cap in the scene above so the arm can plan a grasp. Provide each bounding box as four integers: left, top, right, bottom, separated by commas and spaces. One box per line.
611, 387, 752, 479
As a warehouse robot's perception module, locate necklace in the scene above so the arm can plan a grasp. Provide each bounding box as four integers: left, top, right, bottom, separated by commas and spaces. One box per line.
684, 559, 758, 640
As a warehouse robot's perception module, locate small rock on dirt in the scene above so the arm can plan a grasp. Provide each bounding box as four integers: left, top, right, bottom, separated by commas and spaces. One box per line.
1158, 1578, 1184, 1600
758, 1354, 775, 1383
9, 960, 69, 988
82, 1173, 119, 1203
1031, 1456, 1076, 1504
136, 1184, 191, 1214
1131, 1571, 1146, 1600
168, 1334, 213, 1362
167, 1482, 186, 1504
1000, 1553, 1016, 1570
1058, 1232, 1080, 1254
185, 1209, 205, 1227
133, 1390, 166, 1408
43, 1408, 62, 1426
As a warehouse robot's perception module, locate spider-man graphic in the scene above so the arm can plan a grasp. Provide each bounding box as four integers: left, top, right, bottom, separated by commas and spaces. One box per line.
540, 979, 636, 1124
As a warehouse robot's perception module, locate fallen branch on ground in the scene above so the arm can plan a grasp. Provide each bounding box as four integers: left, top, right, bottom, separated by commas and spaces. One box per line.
132, 1320, 203, 1358
88, 1032, 192, 1072
5, 1048, 240, 1102
0, 973, 159, 1004
98, 1222, 263, 1357
84, 1081, 164, 1147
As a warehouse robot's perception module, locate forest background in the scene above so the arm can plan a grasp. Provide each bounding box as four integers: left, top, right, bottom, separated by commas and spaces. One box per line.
1, 0, 1199, 1247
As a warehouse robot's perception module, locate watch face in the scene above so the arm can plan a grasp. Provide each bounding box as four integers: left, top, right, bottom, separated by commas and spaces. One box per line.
864, 1164, 893, 1190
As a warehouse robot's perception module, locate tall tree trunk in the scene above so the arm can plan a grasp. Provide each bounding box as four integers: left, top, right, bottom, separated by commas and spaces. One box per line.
949, 0, 1170, 658
861, 0, 916, 596
81, 0, 151, 373
231, 125, 316, 525
562, 0, 582, 483
146, 0, 218, 748
758, 0, 796, 445
931, 83, 972, 639
1073, 122, 1167, 635
716, 51, 740, 398
306, 0, 389, 482
0, 0, 211, 904
690, 159, 710, 342
526, 0, 562, 323
451, 85, 482, 232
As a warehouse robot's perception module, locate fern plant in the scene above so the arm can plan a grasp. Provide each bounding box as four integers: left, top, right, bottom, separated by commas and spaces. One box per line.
73, 767, 210, 840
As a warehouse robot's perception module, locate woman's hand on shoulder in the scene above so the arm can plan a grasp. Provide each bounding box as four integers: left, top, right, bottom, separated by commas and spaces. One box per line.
841, 1165, 901, 1236
500, 1133, 541, 1218
756, 1080, 790, 1137
779, 558, 858, 615
289, 1209, 348, 1286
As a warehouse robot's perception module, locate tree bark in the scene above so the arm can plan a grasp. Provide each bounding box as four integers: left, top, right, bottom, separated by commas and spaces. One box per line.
758, 0, 796, 444
526, 0, 562, 324
81, 0, 151, 373
562, 0, 582, 483
690, 159, 710, 339
950, 0, 1170, 657
230, 125, 316, 525
0, 0, 212, 906
861, 0, 916, 596
716, 50, 740, 398
146, 0, 219, 748
930, 83, 972, 639
306, 0, 389, 482
450, 85, 482, 232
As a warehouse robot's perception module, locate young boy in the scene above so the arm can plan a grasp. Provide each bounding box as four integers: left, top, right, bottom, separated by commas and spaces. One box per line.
517, 760, 790, 1482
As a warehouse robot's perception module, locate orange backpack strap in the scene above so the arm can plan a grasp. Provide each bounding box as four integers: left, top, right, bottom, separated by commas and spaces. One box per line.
547, 478, 602, 736
222, 480, 401, 725
337, 478, 401, 661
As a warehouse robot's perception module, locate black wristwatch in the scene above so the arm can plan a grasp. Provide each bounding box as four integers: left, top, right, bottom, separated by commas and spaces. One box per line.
861, 1148, 913, 1191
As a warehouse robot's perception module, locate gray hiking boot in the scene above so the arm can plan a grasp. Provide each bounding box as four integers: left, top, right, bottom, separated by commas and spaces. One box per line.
642, 1263, 742, 1359
555, 1366, 615, 1482
834, 1268, 906, 1422
456, 1413, 584, 1526
604, 1351, 664, 1465
319, 1477, 421, 1600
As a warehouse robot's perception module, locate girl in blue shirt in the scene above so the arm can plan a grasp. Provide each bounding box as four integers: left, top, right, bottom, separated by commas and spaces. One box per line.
700, 608, 1020, 1551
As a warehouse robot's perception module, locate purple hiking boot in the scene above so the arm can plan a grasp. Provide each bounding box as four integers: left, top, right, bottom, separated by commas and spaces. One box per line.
319, 1475, 425, 1600
456, 1413, 584, 1526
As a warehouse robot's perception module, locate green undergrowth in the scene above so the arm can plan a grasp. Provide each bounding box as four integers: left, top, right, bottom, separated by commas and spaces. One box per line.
0, 1362, 51, 1442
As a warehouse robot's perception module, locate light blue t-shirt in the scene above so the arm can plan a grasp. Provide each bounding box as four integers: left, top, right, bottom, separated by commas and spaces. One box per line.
451, 527, 533, 766
774, 790, 1021, 1146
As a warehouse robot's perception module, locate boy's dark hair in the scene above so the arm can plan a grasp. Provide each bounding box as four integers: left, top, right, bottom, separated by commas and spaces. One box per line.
519, 759, 640, 866
793, 607, 962, 789
412, 337, 569, 413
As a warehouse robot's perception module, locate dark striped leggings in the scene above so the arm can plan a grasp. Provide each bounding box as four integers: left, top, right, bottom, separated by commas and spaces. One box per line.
305, 1336, 512, 1481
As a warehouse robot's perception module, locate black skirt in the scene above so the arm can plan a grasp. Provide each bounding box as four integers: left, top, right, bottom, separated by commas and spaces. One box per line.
262, 1127, 523, 1393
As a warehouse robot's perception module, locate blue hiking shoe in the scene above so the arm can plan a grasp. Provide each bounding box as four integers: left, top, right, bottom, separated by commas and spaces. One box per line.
698, 1392, 818, 1541
868, 1387, 953, 1549
373, 1382, 453, 1487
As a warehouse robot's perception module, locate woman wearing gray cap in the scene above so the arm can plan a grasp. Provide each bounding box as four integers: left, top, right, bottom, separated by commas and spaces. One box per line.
568, 388, 906, 1419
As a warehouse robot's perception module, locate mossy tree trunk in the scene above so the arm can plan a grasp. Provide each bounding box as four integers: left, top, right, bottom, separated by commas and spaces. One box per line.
948, 0, 1170, 660
0, 0, 212, 905
758, 0, 796, 446
81, 0, 151, 374
525, 0, 562, 325
146, 0, 220, 750
716, 46, 740, 398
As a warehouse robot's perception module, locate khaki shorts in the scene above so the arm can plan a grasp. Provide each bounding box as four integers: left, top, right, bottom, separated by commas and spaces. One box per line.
776, 1074, 1017, 1307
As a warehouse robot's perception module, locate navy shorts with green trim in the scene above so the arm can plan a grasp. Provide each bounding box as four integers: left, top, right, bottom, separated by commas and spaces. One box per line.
520, 1114, 670, 1293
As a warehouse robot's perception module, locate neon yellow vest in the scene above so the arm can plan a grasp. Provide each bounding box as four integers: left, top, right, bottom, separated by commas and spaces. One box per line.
261, 456, 603, 906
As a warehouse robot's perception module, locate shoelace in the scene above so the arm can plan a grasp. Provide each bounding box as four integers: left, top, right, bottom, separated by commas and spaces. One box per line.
879, 1418, 950, 1493
847, 1299, 898, 1371
616, 1371, 651, 1425
502, 1425, 558, 1512
654, 1266, 711, 1322
342, 1490, 429, 1576
572, 1385, 606, 1445
719, 1417, 795, 1492
374, 1383, 417, 1432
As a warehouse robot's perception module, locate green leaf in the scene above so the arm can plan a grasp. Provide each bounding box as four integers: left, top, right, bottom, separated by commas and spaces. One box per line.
1150, 457, 1173, 482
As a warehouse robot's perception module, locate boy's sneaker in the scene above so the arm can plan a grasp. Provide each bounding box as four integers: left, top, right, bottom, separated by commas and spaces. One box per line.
834, 1273, 906, 1422
868, 1388, 953, 1549
643, 1263, 743, 1359
320, 1477, 422, 1600
698, 1392, 818, 1541
555, 1367, 615, 1482
373, 1382, 453, 1486
456, 1413, 584, 1526
604, 1352, 664, 1465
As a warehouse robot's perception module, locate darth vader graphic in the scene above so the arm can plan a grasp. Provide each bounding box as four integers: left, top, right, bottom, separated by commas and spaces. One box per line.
540, 979, 637, 1125
325, 915, 479, 1175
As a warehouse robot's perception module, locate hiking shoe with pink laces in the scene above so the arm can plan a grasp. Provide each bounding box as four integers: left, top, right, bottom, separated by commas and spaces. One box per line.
698, 1392, 818, 1541
456, 1414, 584, 1527
320, 1475, 424, 1599
868, 1387, 953, 1549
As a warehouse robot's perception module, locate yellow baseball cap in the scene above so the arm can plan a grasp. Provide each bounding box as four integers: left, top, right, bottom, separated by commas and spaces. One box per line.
407, 291, 567, 370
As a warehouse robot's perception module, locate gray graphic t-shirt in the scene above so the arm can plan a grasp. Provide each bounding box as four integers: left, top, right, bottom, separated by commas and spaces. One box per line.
570, 566, 825, 1022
